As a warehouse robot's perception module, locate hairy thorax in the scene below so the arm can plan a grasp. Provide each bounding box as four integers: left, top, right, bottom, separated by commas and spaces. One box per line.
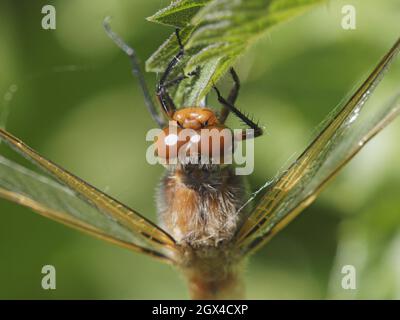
157, 164, 248, 248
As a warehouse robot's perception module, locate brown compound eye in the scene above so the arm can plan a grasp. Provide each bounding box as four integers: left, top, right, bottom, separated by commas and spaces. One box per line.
155, 124, 188, 162
155, 122, 235, 164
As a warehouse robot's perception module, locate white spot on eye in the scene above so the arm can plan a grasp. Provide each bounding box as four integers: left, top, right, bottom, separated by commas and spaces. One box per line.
190, 134, 201, 143
165, 134, 178, 146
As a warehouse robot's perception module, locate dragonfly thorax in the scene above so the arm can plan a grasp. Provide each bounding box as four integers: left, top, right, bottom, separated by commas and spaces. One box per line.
157, 165, 249, 247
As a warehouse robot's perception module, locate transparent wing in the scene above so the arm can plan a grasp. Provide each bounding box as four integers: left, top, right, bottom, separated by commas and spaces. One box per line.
236, 38, 400, 255
0, 128, 177, 263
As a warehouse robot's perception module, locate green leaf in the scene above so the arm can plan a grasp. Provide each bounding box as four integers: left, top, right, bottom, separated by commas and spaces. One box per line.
146, 26, 196, 73
146, 0, 326, 107
147, 0, 211, 28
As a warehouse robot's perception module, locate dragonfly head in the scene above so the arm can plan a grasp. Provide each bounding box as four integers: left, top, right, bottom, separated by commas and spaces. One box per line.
155, 107, 234, 165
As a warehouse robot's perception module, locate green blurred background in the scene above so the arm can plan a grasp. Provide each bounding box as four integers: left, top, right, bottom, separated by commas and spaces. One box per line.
0, 0, 399, 299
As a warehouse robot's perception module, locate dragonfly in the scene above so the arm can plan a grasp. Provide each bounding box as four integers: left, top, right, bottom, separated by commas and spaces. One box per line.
0, 21, 399, 299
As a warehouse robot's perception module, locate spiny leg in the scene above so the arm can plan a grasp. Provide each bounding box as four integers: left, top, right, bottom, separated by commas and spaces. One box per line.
156, 29, 186, 118
213, 85, 263, 140
157, 69, 200, 121
103, 18, 165, 128
162, 68, 200, 90
219, 68, 241, 124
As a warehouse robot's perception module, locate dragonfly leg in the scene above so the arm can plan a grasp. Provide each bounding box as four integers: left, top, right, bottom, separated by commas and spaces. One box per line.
219, 68, 241, 124
162, 67, 200, 90
156, 29, 186, 118
213, 85, 263, 140
103, 18, 165, 128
